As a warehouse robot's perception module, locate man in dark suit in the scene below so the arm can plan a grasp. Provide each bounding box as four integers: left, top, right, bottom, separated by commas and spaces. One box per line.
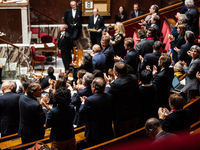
145, 118, 177, 143
123, 38, 139, 75
107, 62, 141, 137
18, 82, 47, 144
140, 40, 162, 71
39, 66, 56, 90
177, 30, 195, 66
58, 24, 73, 73
71, 72, 94, 127
136, 29, 154, 57
129, 3, 143, 19
88, 8, 104, 46
152, 53, 174, 109
80, 77, 113, 146
158, 94, 191, 133
150, 15, 162, 37
64, 1, 82, 40
92, 44, 106, 72
101, 35, 114, 73
0, 81, 20, 137
185, 0, 199, 38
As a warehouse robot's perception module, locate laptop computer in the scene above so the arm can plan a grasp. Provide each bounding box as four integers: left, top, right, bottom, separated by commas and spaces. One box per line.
172, 75, 185, 92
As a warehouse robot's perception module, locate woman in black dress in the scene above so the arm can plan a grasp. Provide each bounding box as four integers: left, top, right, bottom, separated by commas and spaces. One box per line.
115, 6, 127, 23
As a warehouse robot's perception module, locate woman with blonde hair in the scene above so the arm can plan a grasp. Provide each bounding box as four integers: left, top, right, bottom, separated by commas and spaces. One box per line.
106, 22, 126, 58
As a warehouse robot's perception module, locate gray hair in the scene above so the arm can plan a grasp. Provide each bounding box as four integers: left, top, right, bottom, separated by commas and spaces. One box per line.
154, 41, 163, 50
179, 14, 188, 23
82, 53, 92, 64
175, 62, 183, 72
70, 1, 76, 5
92, 44, 101, 53
185, 0, 194, 8
185, 30, 195, 43
83, 72, 94, 86
190, 45, 200, 53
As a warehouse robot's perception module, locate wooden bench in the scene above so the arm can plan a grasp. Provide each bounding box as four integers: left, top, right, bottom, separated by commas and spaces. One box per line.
3, 126, 85, 150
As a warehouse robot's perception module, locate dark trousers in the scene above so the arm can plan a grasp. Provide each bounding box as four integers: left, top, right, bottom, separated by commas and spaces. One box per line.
0, 68, 2, 84
113, 117, 139, 137
69, 28, 81, 41
61, 49, 72, 71
90, 32, 101, 46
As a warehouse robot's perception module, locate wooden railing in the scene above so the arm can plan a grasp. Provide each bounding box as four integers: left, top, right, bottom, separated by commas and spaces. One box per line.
30, 7, 59, 24
0, 37, 19, 49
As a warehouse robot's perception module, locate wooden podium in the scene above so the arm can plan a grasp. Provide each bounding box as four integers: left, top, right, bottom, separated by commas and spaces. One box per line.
0, 0, 30, 44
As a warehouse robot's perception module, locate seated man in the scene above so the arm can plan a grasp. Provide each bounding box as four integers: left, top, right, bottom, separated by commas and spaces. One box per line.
158, 93, 191, 133
39, 66, 56, 90
145, 118, 177, 143
129, 3, 143, 19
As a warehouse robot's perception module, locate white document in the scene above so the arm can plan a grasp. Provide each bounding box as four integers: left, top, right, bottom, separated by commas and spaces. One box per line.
46, 43, 55, 47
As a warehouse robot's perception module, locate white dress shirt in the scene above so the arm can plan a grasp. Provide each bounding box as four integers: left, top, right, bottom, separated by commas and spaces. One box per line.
94, 15, 98, 24
72, 9, 76, 18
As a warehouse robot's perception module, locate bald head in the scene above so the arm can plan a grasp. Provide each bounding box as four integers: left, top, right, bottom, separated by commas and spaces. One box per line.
92, 44, 101, 53
93, 8, 99, 16
92, 77, 106, 93
60, 24, 68, 32
1, 81, 11, 93
145, 118, 161, 131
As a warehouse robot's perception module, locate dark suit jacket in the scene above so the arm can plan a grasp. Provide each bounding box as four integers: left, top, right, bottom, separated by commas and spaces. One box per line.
71, 87, 93, 127
159, 109, 191, 133
73, 63, 94, 80
88, 15, 104, 31
18, 95, 46, 142
64, 8, 82, 29
136, 38, 154, 57
129, 10, 143, 19
170, 36, 186, 63
58, 31, 73, 51
46, 105, 75, 141
178, 42, 194, 66
153, 68, 174, 108
185, 6, 199, 38
79, 92, 113, 144
0, 92, 20, 136
124, 49, 139, 74
39, 75, 56, 90
102, 44, 115, 72
140, 51, 161, 71
92, 52, 106, 72
115, 13, 127, 23
107, 74, 141, 121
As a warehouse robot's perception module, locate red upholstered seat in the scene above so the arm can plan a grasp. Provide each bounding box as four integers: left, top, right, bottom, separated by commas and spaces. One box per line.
34, 55, 46, 61
41, 35, 53, 43
31, 46, 46, 72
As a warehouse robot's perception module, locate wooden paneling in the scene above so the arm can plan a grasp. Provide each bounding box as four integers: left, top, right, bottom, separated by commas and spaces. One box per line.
0, 9, 22, 43
30, 0, 180, 24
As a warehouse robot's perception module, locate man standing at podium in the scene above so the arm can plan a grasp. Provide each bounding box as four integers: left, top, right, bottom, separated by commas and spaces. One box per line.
64, 1, 82, 41
88, 8, 105, 46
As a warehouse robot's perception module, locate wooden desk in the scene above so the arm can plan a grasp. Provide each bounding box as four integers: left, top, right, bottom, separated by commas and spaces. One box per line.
34, 43, 58, 68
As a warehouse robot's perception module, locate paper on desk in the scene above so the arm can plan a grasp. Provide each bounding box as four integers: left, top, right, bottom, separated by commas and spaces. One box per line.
46, 43, 55, 47
34, 44, 44, 48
